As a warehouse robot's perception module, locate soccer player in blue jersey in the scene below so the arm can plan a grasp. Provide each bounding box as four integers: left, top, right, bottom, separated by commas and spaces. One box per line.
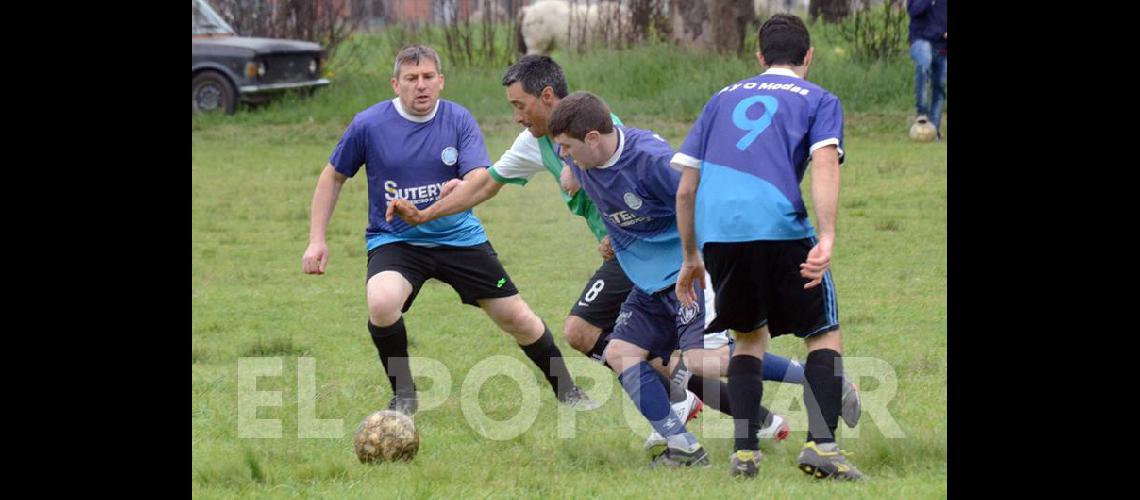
673, 15, 865, 480
544, 90, 795, 468
300, 45, 598, 417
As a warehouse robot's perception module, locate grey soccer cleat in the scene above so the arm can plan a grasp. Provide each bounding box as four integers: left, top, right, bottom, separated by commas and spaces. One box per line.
729, 450, 762, 478
650, 445, 711, 468
558, 386, 601, 411
797, 441, 866, 481
387, 393, 419, 417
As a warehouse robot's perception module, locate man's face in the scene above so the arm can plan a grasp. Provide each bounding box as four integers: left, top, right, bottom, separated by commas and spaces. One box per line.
553, 132, 602, 169
391, 60, 444, 116
506, 82, 555, 137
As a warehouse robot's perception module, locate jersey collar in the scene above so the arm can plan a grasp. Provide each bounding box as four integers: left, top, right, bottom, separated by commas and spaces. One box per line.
761, 67, 801, 79
392, 98, 439, 123
597, 127, 625, 169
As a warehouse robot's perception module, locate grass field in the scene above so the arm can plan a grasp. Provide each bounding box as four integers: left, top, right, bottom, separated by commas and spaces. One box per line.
193, 32, 946, 499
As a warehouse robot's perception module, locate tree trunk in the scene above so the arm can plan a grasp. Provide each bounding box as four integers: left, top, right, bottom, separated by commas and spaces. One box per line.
809, 0, 850, 22
670, 0, 753, 55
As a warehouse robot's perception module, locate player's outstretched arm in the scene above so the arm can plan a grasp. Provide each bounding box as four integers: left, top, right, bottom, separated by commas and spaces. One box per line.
303, 164, 348, 275
675, 166, 705, 306
386, 167, 504, 225
801, 145, 840, 289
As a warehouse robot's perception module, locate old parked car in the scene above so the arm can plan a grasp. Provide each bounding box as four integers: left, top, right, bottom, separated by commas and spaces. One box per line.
192, 0, 330, 114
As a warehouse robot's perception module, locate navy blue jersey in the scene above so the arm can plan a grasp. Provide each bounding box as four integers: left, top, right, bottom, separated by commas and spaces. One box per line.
330, 98, 492, 250
673, 68, 845, 248
564, 126, 682, 294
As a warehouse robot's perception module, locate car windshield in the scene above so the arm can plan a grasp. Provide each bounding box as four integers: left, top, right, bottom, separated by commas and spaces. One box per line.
193, 0, 235, 36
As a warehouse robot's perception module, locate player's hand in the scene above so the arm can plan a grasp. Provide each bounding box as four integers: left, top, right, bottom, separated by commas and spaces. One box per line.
302, 241, 329, 275
560, 164, 580, 196
800, 237, 833, 289
439, 178, 461, 199
598, 235, 615, 261
386, 199, 425, 225
676, 259, 706, 307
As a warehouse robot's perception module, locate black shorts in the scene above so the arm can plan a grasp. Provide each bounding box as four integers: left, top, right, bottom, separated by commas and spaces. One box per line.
703, 238, 839, 338
366, 241, 520, 312
568, 257, 635, 332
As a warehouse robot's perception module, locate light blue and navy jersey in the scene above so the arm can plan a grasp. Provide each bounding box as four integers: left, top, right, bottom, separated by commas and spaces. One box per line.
672, 68, 845, 248
330, 98, 493, 250
564, 126, 683, 294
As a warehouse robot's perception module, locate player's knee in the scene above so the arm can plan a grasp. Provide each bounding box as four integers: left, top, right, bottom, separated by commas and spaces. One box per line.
682, 349, 721, 377
562, 317, 597, 354
497, 303, 541, 337
367, 294, 403, 326
604, 341, 640, 372
805, 328, 842, 353
733, 330, 769, 357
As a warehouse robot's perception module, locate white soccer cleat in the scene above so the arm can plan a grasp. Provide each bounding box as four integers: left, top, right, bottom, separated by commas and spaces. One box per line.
757, 413, 790, 441
643, 390, 704, 452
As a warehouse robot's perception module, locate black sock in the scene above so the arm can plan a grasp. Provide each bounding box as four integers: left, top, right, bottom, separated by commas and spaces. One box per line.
520, 324, 575, 398
654, 369, 686, 404
688, 374, 732, 415
368, 319, 415, 397
804, 349, 843, 444
687, 374, 772, 425
727, 354, 764, 451
669, 357, 693, 402
586, 329, 610, 364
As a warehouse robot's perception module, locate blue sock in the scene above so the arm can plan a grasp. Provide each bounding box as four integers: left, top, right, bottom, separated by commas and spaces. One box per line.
761, 353, 805, 384
619, 362, 686, 439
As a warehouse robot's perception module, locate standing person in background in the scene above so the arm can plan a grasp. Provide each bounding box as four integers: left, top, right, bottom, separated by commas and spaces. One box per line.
907, 0, 948, 140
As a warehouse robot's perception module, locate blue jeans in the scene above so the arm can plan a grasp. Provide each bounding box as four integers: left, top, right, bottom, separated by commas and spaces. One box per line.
910, 39, 947, 132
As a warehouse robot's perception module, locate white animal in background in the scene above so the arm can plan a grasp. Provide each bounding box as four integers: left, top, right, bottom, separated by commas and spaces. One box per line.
517, 0, 628, 56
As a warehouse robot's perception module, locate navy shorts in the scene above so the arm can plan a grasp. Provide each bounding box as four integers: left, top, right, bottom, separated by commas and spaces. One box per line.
607, 283, 712, 364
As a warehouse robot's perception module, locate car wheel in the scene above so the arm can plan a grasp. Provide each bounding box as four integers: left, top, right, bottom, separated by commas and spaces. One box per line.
192, 71, 236, 115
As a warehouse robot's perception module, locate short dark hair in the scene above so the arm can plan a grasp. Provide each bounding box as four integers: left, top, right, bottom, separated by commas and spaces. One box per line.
393, 45, 442, 77
757, 14, 810, 66
501, 55, 569, 99
549, 91, 614, 141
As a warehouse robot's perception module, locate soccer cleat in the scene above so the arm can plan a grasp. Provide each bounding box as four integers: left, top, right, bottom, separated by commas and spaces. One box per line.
797, 441, 866, 481
729, 450, 762, 478
558, 386, 601, 411
644, 390, 704, 453
650, 444, 710, 468
756, 413, 790, 441
841, 377, 862, 428
387, 393, 419, 417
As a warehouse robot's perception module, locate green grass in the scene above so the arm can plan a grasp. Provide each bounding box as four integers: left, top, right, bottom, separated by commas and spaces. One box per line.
192, 116, 945, 498
191, 20, 919, 128
193, 26, 945, 498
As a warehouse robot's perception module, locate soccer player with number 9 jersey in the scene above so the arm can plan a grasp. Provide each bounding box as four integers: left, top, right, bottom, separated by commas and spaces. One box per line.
673, 14, 866, 480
